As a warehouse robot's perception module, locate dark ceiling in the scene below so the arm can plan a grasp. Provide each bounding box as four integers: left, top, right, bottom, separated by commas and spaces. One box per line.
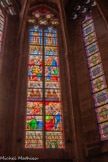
16, 0, 81, 17
17, 0, 76, 10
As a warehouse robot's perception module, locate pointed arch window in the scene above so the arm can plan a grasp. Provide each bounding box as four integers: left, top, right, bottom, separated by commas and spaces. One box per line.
0, 8, 5, 54
82, 15, 108, 141
25, 9, 64, 149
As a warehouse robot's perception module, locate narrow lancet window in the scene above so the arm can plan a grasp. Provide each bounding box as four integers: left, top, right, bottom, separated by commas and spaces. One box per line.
82, 15, 108, 141
25, 9, 64, 149
0, 9, 5, 54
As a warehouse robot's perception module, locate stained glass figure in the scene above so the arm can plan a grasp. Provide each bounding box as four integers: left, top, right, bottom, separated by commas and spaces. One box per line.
0, 9, 5, 53
82, 15, 108, 141
25, 24, 64, 148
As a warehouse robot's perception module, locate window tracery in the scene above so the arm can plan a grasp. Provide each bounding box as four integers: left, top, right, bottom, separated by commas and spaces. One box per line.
25, 9, 64, 149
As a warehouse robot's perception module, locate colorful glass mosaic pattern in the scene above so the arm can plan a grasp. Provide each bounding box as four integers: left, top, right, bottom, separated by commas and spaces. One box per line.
82, 15, 108, 141
44, 27, 64, 148
25, 26, 64, 148
31, 9, 59, 27
0, 9, 5, 53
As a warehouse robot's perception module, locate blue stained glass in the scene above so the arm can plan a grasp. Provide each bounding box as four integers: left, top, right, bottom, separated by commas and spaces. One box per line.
45, 27, 57, 37
30, 26, 42, 36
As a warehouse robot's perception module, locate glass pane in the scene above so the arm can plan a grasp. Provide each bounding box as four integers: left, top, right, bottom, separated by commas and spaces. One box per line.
0, 9, 5, 54
82, 22, 95, 37
29, 46, 43, 55
96, 105, 108, 123
27, 89, 43, 101
84, 32, 97, 46
85, 42, 99, 57
82, 15, 108, 142
99, 122, 108, 141
45, 46, 58, 56
45, 66, 59, 77
45, 132, 64, 148
27, 102, 43, 115
45, 89, 61, 101
93, 89, 108, 107
89, 63, 104, 80
87, 52, 101, 68
45, 56, 58, 66
26, 116, 43, 130
25, 131, 43, 149
91, 75, 107, 93
45, 102, 62, 115
45, 115, 63, 131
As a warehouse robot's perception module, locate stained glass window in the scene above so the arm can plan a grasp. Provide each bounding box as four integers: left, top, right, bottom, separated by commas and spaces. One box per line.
25, 23, 64, 148
82, 15, 108, 141
0, 8, 5, 53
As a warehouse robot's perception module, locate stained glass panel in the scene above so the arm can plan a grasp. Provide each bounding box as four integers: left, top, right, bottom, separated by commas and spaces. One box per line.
45, 81, 60, 89
27, 89, 43, 101
29, 55, 42, 66
26, 116, 43, 130
39, 20, 48, 25
85, 42, 99, 57
45, 102, 62, 115
82, 23, 95, 37
28, 81, 42, 89
25, 24, 64, 148
89, 63, 104, 80
45, 56, 58, 66
27, 102, 43, 115
82, 15, 108, 141
93, 89, 108, 107
87, 52, 101, 68
96, 105, 108, 123
99, 122, 108, 141
84, 32, 97, 46
82, 15, 93, 27
45, 132, 64, 148
30, 46, 43, 55
45, 46, 58, 56
25, 131, 43, 148
0, 9, 5, 53
45, 28, 57, 37
91, 76, 107, 93
45, 115, 62, 131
